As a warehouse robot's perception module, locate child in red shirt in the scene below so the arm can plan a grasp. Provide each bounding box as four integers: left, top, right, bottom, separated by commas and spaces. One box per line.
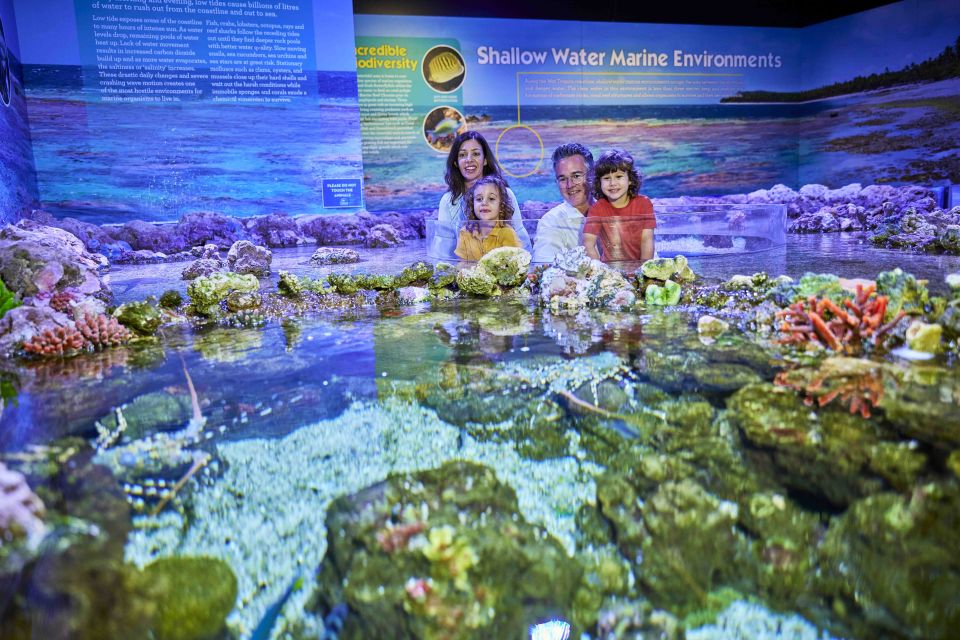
583, 149, 656, 263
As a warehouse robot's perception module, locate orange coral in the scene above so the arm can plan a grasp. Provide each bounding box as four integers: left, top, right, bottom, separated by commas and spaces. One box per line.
775, 283, 905, 354
23, 326, 87, 356
774, 358, 886, 418
75, 312, 133, 349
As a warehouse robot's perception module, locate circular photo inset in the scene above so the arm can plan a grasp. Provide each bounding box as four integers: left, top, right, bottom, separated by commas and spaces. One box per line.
0, 17, 11, 107
423, 106, 467, 153
422, 45, 465, 93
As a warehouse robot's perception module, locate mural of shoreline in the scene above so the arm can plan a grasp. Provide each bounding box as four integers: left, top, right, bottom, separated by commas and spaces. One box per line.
23, 67, 363, 225
364, 103, 804, 211
362, 77, 960, 213
798, 78, 960, 186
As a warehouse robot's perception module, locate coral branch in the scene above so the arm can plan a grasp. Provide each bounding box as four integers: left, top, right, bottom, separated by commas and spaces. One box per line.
775, 285, 906, 354
23, 326, 88, 356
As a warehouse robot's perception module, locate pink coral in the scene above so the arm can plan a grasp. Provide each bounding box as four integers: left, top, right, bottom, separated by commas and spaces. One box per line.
49, 290, 77, 313
23, 325, 87, 356
0, 462, 46, 544
75, 312, 133, 349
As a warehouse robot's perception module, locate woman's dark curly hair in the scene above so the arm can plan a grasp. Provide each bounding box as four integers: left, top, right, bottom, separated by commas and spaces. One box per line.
592, 149, 643, 201
464, 175, 514, 228
444, 131, 508, 201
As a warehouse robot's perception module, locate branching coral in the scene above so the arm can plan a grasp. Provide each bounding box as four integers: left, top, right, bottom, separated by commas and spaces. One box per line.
775, 283, 906, 353
75, 312, 134, 349
22, 325, 88, 356
774, 357, 887, 418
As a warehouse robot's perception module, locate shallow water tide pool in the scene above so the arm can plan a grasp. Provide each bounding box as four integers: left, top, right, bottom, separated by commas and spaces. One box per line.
1, 235, 959, 640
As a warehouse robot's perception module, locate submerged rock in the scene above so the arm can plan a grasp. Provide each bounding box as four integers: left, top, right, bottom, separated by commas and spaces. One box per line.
187, 272, 260, 317
113, 300, 163, 336
728, 383, 888, 507
819, 483, 960, 640
312, 460, 583, 639
141, 556, 237, 640
309, 246, 360, 265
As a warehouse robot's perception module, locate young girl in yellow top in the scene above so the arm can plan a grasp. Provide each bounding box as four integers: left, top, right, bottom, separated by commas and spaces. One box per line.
454, 175, 522, 261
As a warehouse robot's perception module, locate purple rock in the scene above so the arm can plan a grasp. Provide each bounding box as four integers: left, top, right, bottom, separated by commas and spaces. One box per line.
227, 240, 272, 276
50, 216, 116, 253
108, 220, 186, 253
190, 243, 221, 259
365, 223, 403, 248
248, 213, 303, 248
182, 258, 224, 280
789, 207, 840, 233
301, 214, 368, 245
114, 249, 168, 264
177, 211, 248, 248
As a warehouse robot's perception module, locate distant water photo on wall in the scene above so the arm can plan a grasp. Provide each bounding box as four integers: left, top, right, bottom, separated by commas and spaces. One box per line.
23, 67, 363, 224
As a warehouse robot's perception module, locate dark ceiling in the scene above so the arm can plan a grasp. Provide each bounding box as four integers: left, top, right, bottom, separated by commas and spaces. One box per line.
353, 1, 899, 28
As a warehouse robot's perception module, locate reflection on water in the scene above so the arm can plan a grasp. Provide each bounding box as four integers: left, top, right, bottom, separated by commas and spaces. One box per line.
1, 236, 959, 639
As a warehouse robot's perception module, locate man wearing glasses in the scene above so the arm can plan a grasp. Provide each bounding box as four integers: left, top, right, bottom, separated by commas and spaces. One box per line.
531, 143, 594, 263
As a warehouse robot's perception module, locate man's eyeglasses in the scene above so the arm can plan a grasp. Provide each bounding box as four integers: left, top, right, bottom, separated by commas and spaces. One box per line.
555, 172, 586, 186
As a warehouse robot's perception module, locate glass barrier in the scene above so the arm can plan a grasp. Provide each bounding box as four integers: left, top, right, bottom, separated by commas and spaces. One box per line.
426, 218, 532, 262
426, 203, 786, 265
653, 203, 786, 259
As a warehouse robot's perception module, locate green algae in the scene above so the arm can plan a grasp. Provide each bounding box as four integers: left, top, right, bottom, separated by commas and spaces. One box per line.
876, 268, 932, 320
0, 277, 20, 319
113, 300, 162, 336
187, 272, 259, 317
142, 556, 237, 640
157, 289, 183, 309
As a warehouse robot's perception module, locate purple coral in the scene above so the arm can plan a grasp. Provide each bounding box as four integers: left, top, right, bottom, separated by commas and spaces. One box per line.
0, 462, 46, 544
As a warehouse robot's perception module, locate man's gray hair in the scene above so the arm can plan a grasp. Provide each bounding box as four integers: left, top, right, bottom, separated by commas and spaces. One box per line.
551, 143, 594, 172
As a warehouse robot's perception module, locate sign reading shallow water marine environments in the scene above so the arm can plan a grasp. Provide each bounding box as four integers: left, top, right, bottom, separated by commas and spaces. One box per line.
355, 3, 960, 211
354, 13, 802, 211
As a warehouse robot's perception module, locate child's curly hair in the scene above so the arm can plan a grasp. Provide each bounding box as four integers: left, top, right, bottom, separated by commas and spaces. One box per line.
592, 149, 643, 201
465, 175, 514, 222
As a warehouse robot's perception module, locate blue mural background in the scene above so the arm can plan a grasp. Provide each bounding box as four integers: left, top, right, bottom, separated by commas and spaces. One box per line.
1, 1, 957, 223
0, 0, 38, 224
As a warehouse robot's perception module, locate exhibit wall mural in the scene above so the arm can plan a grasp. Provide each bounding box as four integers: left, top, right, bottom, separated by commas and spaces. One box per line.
795, 0, 960, 188
11, 0, 363, 224
0, 0, 37, 224
353, 14, 804, 211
